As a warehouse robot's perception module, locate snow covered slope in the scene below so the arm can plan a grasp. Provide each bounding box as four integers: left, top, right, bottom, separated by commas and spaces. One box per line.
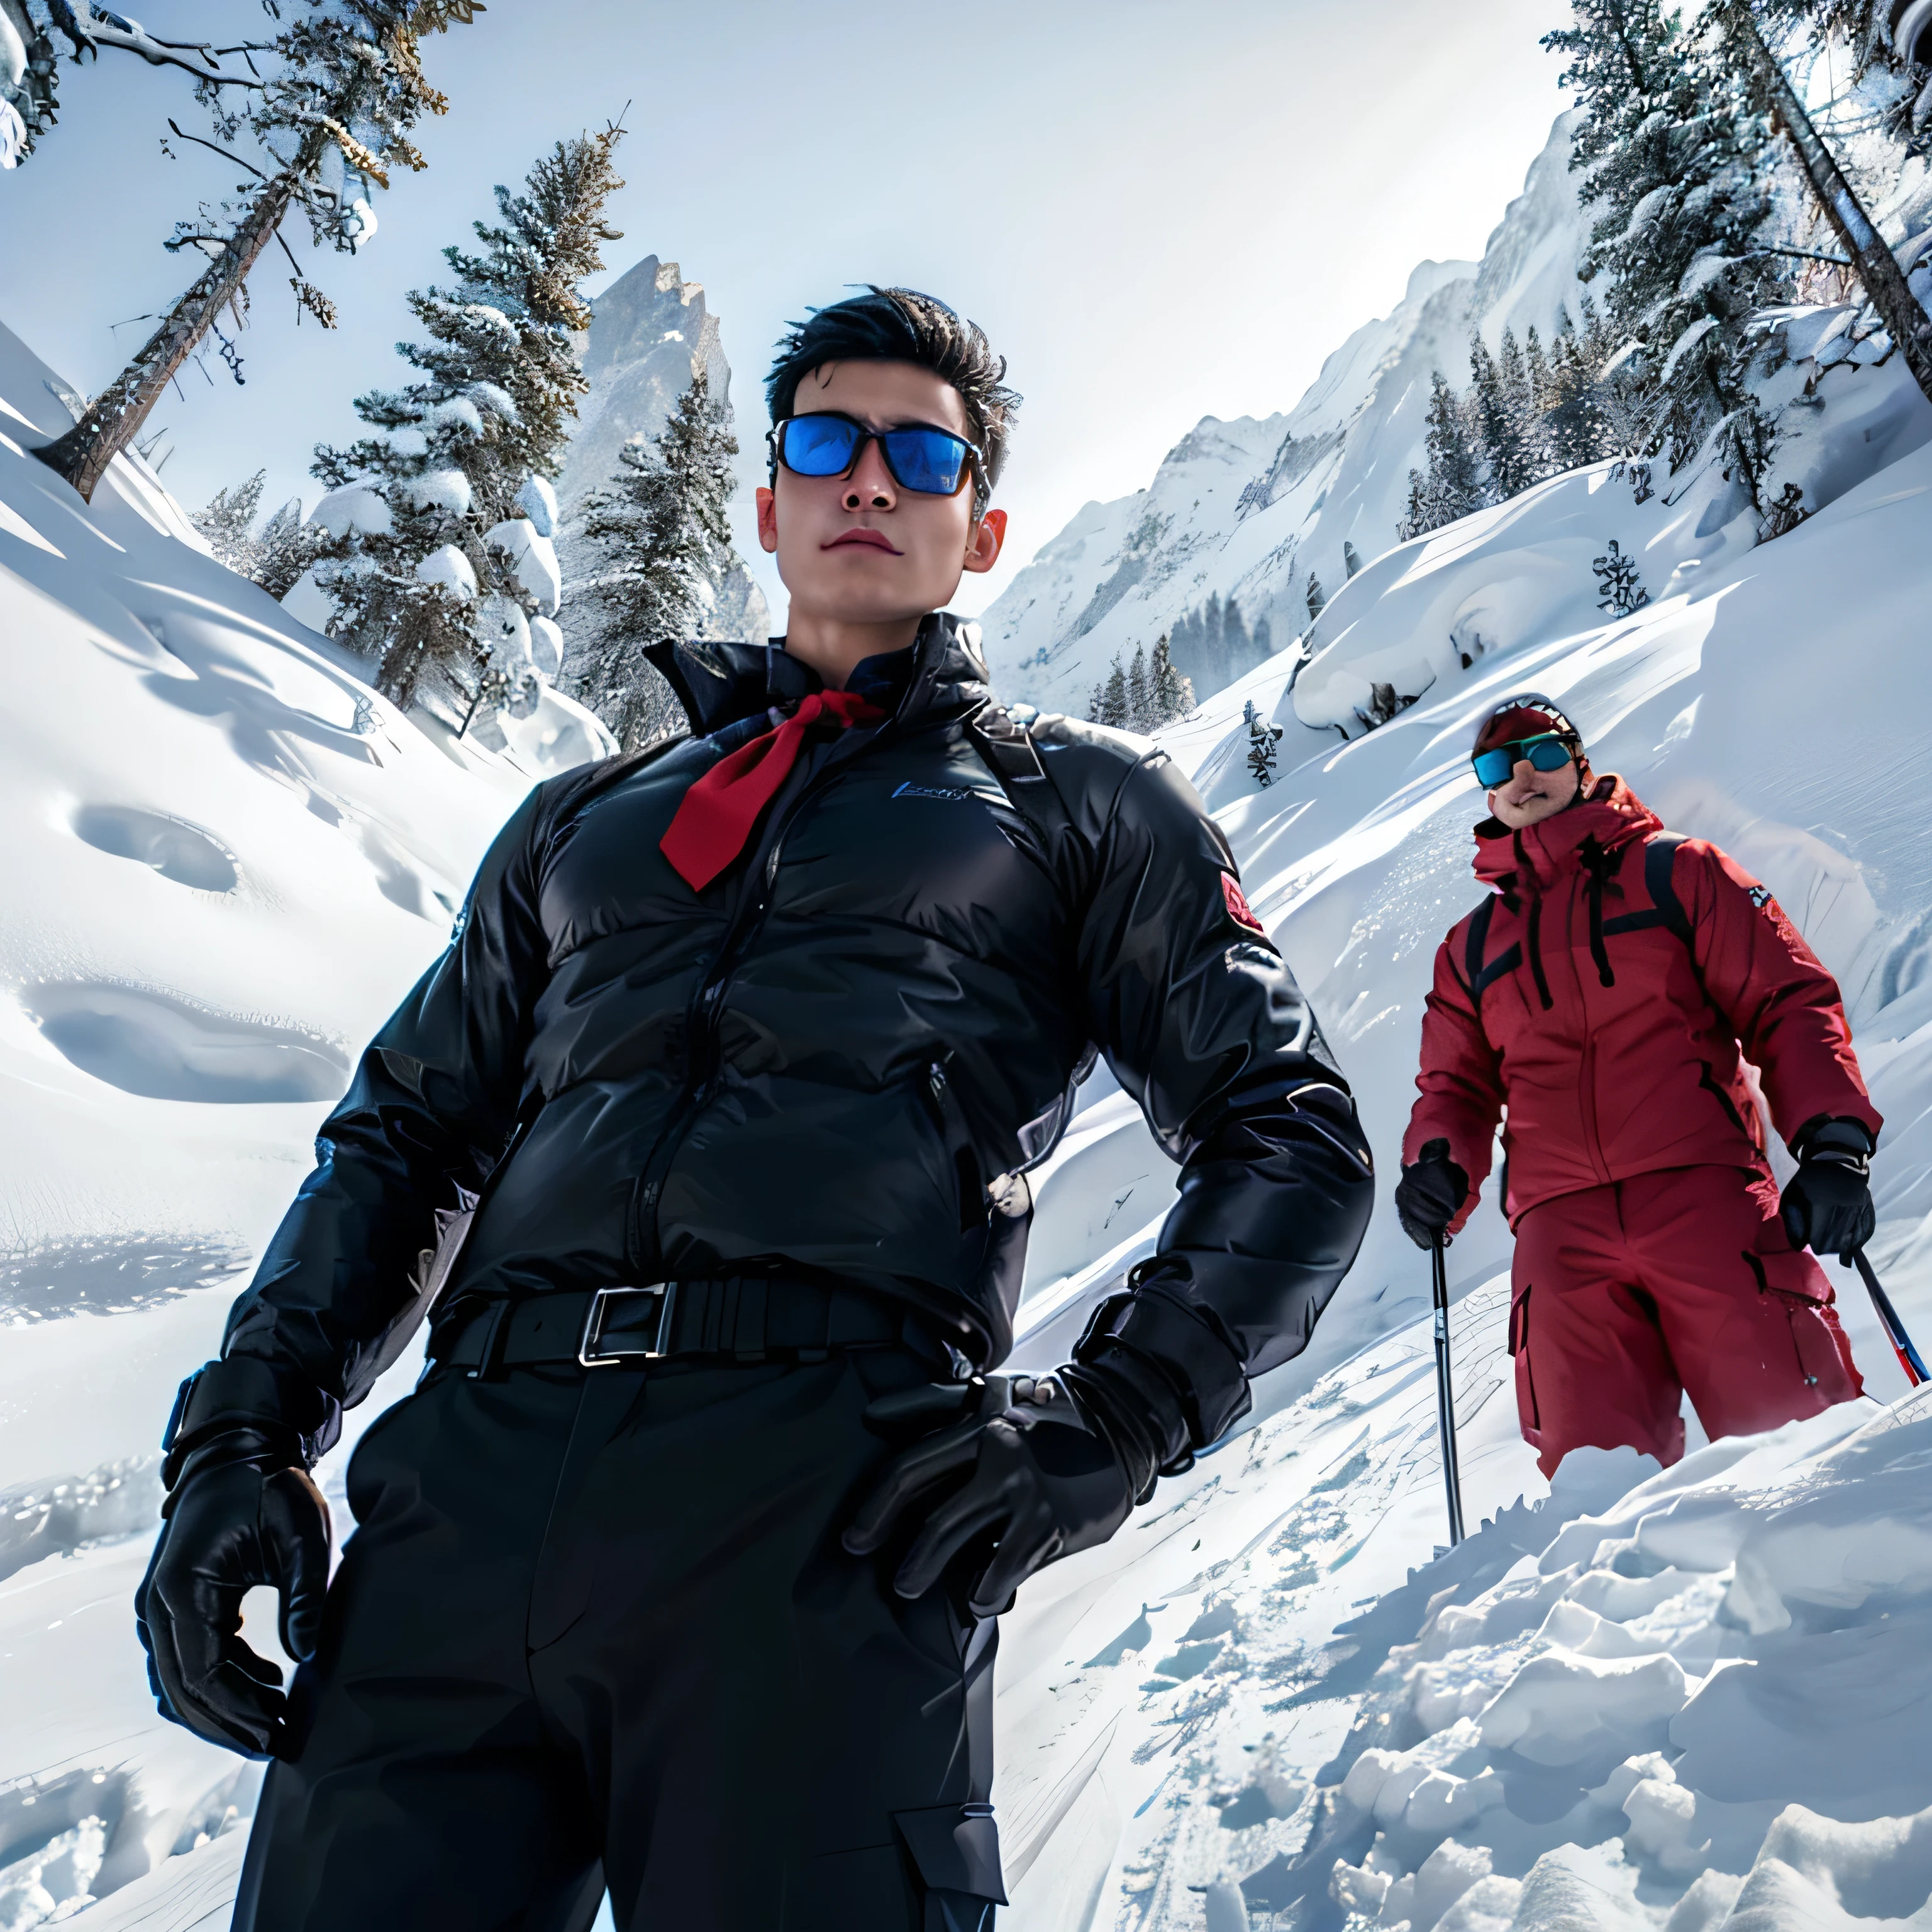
0, 314, 534, 1920
980, 113, 1589, 716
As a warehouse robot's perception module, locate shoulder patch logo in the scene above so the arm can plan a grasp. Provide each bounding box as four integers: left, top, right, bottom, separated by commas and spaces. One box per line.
1748, 884, 1774, 910
1221, 871, 1266, 935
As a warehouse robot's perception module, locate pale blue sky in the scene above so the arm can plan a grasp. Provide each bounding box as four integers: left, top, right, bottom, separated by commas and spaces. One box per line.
0, 0, 1570, 618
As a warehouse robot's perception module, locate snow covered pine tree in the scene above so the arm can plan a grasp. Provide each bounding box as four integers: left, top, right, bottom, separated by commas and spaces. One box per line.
570, 360, 740, 752
1592, 537, 1652, 616
1150, 633, 1194, 725
1243, 697, 1284, 786
308, 125, 625, 719
33, 0, 478, 502
1544, 0, 1789, 507
193, 471, 328, 599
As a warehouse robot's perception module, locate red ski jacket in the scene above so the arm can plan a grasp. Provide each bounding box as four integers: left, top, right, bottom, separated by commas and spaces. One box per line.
1404, 777, 1880, 1234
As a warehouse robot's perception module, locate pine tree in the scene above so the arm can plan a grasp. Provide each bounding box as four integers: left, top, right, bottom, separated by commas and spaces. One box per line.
1125, 642, 1150, 731
1098, 656, 1130, 730
424, 126, 626, 522
1472, 333, 1541, 499
255, 496, 328, 600
1305, 572, 1327, 625
1592, 537, 1652, 616
35, 1, 479, 503
194, 469, 325, 596
1149, 633, 1194, 727
1343, 539, 1363, 578
570, 362, 739, 752
1243, 699, 1284, 787
309, 126, 625, 713
1545, 0, 1790, 497
1398, 369, 1489, 540
1715, 0, 1932, 407
194, 471, 268, 574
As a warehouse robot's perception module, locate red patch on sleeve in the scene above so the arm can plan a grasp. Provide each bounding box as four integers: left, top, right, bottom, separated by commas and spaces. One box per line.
1220, 871, 1266, 935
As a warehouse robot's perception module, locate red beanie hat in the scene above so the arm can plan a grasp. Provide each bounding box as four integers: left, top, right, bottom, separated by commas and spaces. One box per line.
1472, 692, 1584, 758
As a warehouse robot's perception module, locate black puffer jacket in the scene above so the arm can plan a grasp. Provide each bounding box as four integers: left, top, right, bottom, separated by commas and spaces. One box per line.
171, 615, 1372, 1478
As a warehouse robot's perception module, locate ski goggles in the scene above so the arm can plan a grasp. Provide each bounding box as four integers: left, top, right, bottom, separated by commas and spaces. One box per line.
767, 412, 983, 500
1471, 733, 1577, 787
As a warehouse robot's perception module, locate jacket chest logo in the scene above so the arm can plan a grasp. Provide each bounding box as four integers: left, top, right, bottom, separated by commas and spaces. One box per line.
891, 780, 976, 804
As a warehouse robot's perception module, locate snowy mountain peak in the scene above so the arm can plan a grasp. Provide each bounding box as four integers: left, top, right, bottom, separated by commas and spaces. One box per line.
982, 111, 1588, 715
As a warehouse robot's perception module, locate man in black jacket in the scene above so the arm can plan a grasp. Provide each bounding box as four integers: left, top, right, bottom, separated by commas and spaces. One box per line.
136, 287, 1374, 1931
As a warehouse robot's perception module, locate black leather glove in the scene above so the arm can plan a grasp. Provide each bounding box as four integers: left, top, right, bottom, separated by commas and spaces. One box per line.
1396, 1137, 1468, 1250
135, 1426, 332, 1758
842, 1372, 1145, 1618
1781, 1118, 1877, 1264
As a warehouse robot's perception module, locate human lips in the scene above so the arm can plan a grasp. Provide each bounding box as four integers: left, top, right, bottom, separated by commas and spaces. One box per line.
823, 528, 901, 555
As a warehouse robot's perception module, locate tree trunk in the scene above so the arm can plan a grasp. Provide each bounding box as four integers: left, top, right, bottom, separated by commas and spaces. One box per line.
1726, 2, 1932, 406
33, 125, 326, 502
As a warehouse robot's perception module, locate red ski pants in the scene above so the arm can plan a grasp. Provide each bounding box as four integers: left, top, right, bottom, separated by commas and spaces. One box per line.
1508, 1164, 1862, 1477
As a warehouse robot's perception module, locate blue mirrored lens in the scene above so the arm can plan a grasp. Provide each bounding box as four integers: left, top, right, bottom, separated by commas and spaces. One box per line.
882, 427, 969, 495
1472, 735, 1572, 787
781, 415, 863, 476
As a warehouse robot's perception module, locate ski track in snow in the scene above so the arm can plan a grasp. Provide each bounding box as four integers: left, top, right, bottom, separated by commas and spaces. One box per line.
6, 213, 1932, 1932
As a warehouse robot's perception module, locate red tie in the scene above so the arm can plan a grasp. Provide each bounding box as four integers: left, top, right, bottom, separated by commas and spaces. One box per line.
660, 689, 886, 891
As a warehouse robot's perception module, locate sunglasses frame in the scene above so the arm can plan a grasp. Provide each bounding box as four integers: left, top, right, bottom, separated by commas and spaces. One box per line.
1471, 732, 1579, 788
766, 411, 987, 505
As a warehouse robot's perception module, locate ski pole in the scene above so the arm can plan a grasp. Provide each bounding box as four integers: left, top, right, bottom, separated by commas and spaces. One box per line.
1431, 1236, 1467, 1546
1852, 1248, 1928, 1387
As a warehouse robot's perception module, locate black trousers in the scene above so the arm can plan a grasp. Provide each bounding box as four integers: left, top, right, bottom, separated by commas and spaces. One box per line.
232, 1350, 1004, 1931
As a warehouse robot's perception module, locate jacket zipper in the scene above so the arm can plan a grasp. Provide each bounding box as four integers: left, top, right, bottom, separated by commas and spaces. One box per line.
626, 719, 900, 1276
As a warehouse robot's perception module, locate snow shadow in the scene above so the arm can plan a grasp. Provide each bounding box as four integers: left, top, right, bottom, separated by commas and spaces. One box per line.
70, 805, 240, 893
0, 1235, 248, 1320
0, 1455, 163, 1585
23, 981, 350, 1104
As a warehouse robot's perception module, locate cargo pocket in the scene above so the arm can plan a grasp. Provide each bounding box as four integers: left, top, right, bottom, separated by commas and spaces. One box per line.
894, 1803, 1007, 1928
1742, 1248, 1848, 1398
1508, 1283, 1540, 1434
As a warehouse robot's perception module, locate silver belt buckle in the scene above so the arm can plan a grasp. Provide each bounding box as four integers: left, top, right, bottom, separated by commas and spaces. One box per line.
579, 1284, 674, 1367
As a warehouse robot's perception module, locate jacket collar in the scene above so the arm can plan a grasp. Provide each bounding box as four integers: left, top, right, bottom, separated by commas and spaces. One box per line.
643, 613, 992, 741
1472, 775, 1662, 892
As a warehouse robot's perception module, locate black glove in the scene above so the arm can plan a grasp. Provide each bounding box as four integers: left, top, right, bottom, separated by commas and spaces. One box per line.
1396, 1138, 1468, 1250
1781, 1118, 1877, 1264
135, 1427, 332, 1758
842, 1372, 1145, 1618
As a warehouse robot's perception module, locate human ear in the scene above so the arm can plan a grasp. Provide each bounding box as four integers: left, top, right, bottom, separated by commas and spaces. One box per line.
963, 506, 1007, 575
755, 484, 778, 555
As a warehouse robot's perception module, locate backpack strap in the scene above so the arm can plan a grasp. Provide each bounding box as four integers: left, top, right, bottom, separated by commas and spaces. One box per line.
1643, 831, 1694, 946
965, 704, 1073, 854
1462, 894, 1523, 1011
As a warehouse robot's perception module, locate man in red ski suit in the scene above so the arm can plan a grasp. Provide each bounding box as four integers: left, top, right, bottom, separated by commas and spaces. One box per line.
1394, 694, 1882, 1475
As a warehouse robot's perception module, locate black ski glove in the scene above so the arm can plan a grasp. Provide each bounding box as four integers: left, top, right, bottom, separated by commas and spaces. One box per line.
135, 1426, 332, 1758
1781, 1118, 1877, 1264
1396, 1138, 1468, 1250
843, 1372, 1147, 1618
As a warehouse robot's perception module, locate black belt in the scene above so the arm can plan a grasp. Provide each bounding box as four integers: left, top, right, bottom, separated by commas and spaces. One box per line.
426, 1277, 928, 1378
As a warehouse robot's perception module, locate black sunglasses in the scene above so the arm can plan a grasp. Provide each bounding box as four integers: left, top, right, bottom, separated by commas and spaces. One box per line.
767, 412, 985, 501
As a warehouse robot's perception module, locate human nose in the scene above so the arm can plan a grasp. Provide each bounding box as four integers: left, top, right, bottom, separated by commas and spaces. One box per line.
843, 436, 897, 511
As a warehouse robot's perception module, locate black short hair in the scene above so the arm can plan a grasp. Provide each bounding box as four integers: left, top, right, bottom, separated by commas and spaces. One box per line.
765, 286, 1020, 506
